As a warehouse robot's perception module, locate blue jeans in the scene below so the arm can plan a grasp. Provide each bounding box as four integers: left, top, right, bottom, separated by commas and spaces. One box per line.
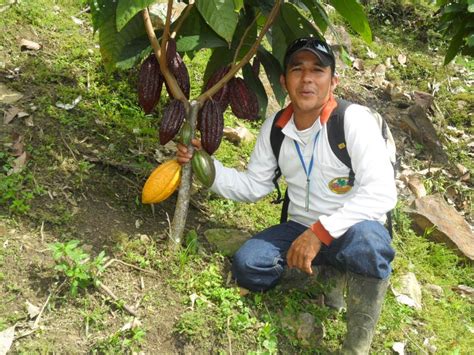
232, 220, 395, 292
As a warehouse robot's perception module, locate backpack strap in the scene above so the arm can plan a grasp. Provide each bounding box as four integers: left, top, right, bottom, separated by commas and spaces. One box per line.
270, 109, 286, 204
326, 98, 355, 185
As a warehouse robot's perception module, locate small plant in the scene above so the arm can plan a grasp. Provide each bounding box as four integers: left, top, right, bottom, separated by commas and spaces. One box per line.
49, 240, 106, 296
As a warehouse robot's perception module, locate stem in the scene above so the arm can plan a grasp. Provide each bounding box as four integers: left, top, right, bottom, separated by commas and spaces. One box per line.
142, 7, 187, 104
196, 0, 281, 105
169, 101, 200, 248
232, 14, 260, 65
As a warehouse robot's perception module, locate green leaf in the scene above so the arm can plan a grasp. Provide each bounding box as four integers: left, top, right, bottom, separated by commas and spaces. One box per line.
257, 46, 286, 107
271, 3, 321, 65
299, 0, 329, 33
176, 6, 227, 52
467, 34, 474, 47
243, 63, 268, 119
116, 34, 153, 69
196, 0, 239, 43
99, 12, 147, 71
328, 0, 372, 43
90, 0, 116, 32
233, 0, 244, 12
230, 13, 258, 63
244, 0, 275, 14
444, 22, 466, 64
468, 0, 474, 13
116, 0, 160, 31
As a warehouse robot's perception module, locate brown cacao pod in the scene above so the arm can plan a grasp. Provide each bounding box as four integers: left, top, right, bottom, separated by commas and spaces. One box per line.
199, 99, 224, 155
204, 66, 230, 111
228, 77, 259, 120
166, 47, 190, 99
138, 54, 163, 114
159, 99, 186, 145
166, 38, 177, 65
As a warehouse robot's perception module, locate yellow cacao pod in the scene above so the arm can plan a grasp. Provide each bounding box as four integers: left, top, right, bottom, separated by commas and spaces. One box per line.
142, 160, 181, 204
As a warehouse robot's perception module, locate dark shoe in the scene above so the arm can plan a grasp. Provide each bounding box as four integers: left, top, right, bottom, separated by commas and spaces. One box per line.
318, 265, 347, 312
341, 272, 389, 355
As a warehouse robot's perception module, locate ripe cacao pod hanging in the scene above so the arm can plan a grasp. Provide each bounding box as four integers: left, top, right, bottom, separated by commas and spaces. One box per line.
159, 99, 186, 145
228, 77, 259, 120
138, 54, 163, 114
199, 99, 224, 155
192, 150, 216, 188
142, 159, 181, 204
166, 43, 190, 99
204, 66, 231, 111
166, 38, 177, 65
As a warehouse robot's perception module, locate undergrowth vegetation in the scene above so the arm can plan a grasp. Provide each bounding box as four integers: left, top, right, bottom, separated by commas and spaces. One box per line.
0, 0, 473, 353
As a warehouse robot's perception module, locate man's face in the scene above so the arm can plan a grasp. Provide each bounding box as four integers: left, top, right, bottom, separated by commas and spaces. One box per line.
280, 50, 338, 119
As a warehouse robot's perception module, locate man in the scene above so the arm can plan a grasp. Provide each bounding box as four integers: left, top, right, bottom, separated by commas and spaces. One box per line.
177, 37, 396, 354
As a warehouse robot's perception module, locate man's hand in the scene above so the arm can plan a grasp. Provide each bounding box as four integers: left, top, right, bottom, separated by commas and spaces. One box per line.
176, 138, 202, 165
287, 228, 322, 275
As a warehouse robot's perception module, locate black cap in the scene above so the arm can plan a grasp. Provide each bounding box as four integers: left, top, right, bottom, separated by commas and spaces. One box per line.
283, 37, 335, 74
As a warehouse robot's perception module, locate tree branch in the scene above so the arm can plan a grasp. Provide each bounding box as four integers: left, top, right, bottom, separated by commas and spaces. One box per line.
232, 13, 260, 65
142, 7, 187, 104
196, 0, 281, 105
172, 3, 194, 38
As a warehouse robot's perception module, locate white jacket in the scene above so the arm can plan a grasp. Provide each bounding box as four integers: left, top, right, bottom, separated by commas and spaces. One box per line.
210, 102, 397, 242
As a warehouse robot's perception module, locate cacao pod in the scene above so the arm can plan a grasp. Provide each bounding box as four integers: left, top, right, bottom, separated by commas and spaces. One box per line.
199, 99, 224, 155
192, 149, 216, 188
252, 57, 260, 77
228, 77, 259, 120
166, 49, 190, 99
204, 66, 230, 111
142, 159, 181, 204
179, 121, 192, 145
159, 99, 186, 145
166, 38, 177, 65
138, 54, 164, 114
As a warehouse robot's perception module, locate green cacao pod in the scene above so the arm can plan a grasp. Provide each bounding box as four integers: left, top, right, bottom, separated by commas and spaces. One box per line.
204, 66, 231, 111
179, 121, 192, 145
192, 149, 216, 188
199, 99, 224, 155
138, 54, 163, 114
159, 99, 185, 145
166, 40, 190, 99
228, 77, 259, 120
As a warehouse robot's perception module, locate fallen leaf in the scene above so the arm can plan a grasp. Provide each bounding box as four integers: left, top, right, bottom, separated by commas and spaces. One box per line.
366, 47, 377, 59
352, 58, 364, 71
17, 111, 29, 119
56, 95, 82, 110
392, 341, 405, 355
20, 39, 42, 51
10, 151, 28, 174
120, 318, 142, 332
0, 84, 23, 104
0, 325, 15, 355
71, 16, 83, 25
26, 301, 40, 319
189, 293, 198, 310
397, 53, 407, 65
11, 134, 24, 157
3, 106, 20, 124
385, 57, 392, 68
24, 116, 34, 127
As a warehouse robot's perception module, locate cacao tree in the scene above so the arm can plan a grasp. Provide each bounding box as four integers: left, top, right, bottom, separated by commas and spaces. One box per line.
88, 0, 372, 248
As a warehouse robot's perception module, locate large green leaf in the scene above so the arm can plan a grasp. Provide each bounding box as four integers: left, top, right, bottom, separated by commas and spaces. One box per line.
90, 0, 116, 32
99, 11, 147, 71
257, 46, 286, 107
299, 0, 329, 33
244, 0, 275, 15
243, 63, 268, 119
271, 3, 321, 65
230, 13, 258, 62
116, 34, 153, 69
196, 0, 239, 43
444, 21, 466, 64
176, 6, 227, 52
328, 0, 372, 43
116, 0, 161, 32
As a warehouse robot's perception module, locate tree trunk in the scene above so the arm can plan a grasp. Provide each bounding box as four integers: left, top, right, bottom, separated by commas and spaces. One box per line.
168, 100, 199, 249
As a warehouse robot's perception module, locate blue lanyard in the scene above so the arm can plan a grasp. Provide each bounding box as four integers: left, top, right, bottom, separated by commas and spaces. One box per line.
294, 130, 320, 211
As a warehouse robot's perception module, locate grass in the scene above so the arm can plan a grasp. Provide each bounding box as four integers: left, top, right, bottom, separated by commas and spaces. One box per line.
1, 0, 473, 353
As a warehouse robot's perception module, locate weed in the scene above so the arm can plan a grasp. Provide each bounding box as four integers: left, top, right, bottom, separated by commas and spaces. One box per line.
49, 240, 106, 296
92, 325, 146, 353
